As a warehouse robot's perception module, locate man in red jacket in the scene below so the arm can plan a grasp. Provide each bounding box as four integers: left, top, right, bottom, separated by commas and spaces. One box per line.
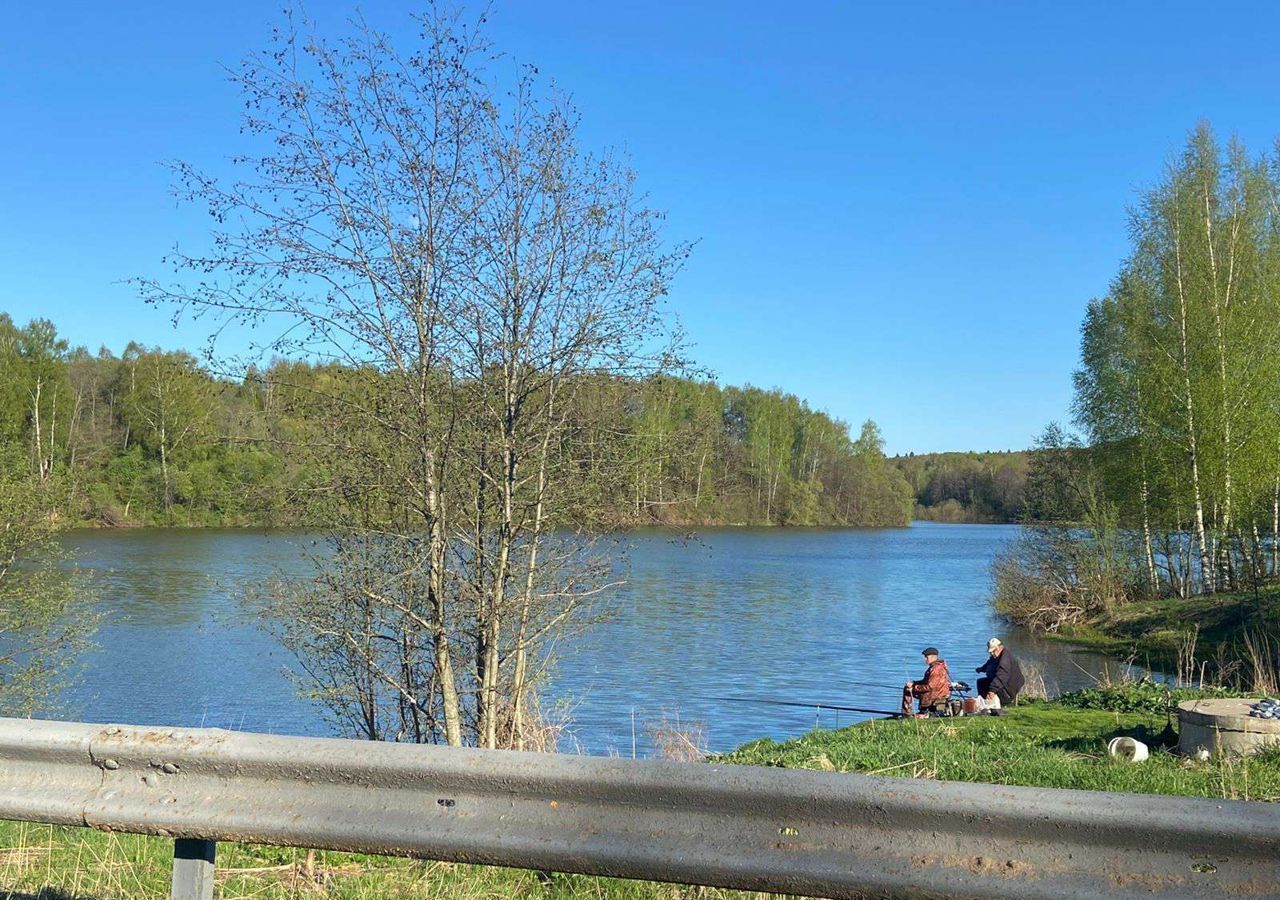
902, 647, 951, 718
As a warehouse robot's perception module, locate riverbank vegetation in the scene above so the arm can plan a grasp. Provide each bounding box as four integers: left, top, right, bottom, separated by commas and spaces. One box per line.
894, 450, 1028, 522
0, 315, 911, 531
1041, 588, 1280, 691
994, 125, 1280, 679
0, 444, 96, 716
725, 692, 1280, 800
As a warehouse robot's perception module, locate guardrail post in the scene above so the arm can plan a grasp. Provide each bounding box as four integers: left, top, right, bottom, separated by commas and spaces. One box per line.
171, 838, 216, 900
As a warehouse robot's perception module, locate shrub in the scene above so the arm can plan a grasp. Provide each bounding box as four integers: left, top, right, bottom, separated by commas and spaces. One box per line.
993, 519, 1142, 632
1057, 679, 1243, 716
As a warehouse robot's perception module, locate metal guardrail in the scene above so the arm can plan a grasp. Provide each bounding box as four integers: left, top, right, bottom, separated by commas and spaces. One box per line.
0, 718, 1276, 899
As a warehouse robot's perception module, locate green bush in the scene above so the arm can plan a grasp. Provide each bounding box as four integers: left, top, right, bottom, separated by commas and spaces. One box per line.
1056, 679, 1244, 715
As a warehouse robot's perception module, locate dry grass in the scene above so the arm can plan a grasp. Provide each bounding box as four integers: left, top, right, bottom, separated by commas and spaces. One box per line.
1243, 629, 1280, 697
643, 711, 708, 763
504, 691, 573, 753
1160, 623, 1279, 695
1175, 625, 1200, 687
0, 821, 791, 900
1018, 661, 1048, 701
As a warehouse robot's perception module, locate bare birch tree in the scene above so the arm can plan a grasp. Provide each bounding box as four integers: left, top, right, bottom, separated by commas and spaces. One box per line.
140, 5, 685, 747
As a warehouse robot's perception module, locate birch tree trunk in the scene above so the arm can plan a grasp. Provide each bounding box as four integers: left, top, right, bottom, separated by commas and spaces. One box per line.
1201, 177, 1238, 590
1172, 210, 1215, 593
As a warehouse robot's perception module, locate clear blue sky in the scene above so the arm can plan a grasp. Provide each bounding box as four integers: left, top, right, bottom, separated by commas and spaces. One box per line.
4, 2, 1280, 454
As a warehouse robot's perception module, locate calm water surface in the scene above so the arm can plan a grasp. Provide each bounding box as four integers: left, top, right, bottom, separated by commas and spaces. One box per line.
57, 523, 1125, 754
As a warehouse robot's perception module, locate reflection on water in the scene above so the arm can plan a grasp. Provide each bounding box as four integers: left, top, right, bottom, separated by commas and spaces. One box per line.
57, 523, 1129, 754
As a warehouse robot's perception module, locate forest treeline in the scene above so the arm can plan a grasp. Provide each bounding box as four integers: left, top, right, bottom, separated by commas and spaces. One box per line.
0, 314, 914, 529
998, 124, 1280, 634
893, 451, 1028, 522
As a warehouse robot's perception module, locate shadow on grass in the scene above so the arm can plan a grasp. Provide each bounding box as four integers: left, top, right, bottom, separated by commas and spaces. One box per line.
1045, 721, 1177, 755
0, 890, 89, 900
1105, 591, 1279, 645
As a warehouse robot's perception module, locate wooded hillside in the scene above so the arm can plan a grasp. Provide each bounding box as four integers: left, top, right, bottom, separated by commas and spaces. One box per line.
0, 315, 913, 528
894, 451, 1029, 523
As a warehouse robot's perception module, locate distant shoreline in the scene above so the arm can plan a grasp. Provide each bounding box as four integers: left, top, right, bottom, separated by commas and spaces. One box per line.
61, 519, 1017, 534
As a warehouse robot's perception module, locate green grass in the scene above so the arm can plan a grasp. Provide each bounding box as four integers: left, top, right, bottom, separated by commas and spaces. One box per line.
5, 692, 1277, 898
718, 699, 1280, 801
1049, 586, 1280, 673
0, 821, 774, 899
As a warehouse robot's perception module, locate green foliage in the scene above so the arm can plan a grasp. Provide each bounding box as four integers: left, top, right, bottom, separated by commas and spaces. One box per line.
0, 443, 97, 715
0, 315, 915, 529
1056, 679, 1243, 715
1000, 124, 1280, 635
1068, 124, 1280, 598
894, 450, 1028, 522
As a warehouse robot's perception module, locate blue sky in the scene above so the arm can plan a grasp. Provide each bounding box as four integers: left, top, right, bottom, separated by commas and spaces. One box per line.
4, 2, 1280, 454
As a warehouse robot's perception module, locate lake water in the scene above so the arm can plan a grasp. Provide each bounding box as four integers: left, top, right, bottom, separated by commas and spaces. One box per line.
55, 523, 1127, 754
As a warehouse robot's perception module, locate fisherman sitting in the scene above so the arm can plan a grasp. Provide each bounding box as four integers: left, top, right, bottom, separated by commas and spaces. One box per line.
976, 637, 1025, 707
902, 647, 951, 718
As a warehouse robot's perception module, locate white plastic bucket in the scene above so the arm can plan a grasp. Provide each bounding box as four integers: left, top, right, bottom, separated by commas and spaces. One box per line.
1107, 736, 1150, 762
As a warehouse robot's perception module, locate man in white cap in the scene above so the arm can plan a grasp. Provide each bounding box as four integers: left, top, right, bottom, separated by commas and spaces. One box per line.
976, 638, 1024, 707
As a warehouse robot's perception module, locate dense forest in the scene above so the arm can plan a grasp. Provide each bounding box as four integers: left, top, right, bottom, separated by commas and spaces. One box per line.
0, 314, 914, 529
998, 124, 1280, 630
893, 451, 1028, 522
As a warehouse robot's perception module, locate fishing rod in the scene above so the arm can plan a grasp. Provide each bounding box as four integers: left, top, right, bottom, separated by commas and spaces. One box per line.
845, 679, 913, 693
696, 694, 905, 719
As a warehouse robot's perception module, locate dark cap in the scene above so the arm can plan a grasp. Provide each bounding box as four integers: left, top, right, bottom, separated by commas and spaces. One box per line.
921, 647, 939, 656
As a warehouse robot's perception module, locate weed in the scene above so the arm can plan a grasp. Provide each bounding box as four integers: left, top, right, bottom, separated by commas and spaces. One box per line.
1056, 679, 1244, 716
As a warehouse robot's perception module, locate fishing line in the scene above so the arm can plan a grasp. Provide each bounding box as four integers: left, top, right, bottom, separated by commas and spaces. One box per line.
695, 694, 904, 719
844, 679, 913, 693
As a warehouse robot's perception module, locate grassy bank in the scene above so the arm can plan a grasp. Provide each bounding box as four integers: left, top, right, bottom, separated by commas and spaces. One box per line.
721, 695, 1280, 800
1046, 586, 1280, 681
4, 694, 1276, 898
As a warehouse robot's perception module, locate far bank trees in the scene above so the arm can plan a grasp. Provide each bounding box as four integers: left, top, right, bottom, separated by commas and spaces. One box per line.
0, 312, 913, 530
